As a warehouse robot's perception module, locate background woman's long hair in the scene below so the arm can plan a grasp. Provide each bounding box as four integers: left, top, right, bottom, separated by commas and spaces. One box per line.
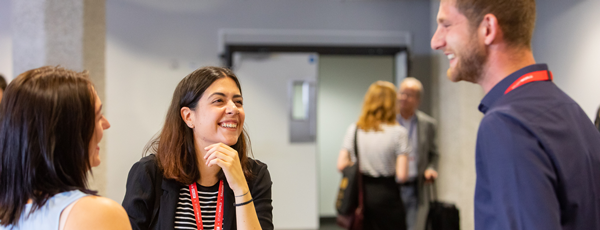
145, 66, 252, 185
0, 66, 97, 226
595, 106, 600, 132
356, 81, 398, 132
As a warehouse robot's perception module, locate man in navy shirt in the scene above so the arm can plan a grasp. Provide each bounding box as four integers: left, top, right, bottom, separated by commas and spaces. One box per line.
431, 0, 600, 229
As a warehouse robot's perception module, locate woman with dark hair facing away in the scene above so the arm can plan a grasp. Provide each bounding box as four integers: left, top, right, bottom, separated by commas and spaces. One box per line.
337, 81, 409, 230
0, 66, 131, 230
122, 66, 273, 230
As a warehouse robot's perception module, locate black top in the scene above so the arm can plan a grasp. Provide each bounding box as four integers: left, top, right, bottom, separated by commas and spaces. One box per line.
475, 64, 600, 230
122, 154, 274, 230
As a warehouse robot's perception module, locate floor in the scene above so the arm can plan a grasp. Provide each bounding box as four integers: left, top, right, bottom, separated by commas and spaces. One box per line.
319, 217, 345, 230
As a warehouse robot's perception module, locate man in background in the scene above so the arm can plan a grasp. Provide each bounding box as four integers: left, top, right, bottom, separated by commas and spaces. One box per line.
0, 74, 6, 103
431, 0, 600, 229
396, 77, 439, 230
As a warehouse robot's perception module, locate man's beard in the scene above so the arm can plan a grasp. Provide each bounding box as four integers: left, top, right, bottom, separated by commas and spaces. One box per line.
449, 37, 488, 83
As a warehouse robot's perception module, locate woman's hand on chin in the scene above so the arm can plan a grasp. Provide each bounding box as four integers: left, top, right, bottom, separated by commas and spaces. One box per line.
204, 143, 249, 195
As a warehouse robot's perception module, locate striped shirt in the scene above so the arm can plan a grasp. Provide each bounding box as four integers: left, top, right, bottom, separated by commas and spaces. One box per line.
174, 182, 222, 230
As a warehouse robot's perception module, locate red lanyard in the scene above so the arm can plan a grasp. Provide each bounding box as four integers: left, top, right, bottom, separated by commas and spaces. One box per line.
189, 180, 225, 230
504, 70, 553, 94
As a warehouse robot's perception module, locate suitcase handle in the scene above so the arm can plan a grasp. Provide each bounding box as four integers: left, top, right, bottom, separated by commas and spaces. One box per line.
427, 180, 438, 202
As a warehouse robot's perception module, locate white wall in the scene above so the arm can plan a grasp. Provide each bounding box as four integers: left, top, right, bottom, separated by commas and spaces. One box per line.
0, 0, 13, 80
105, 0, 433, 221
533, 0, 600, 120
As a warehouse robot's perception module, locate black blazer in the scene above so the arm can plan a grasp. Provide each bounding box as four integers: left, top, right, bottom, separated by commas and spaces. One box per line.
122, 154, 274, 230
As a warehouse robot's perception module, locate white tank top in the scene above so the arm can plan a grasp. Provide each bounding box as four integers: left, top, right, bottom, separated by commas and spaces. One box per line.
0, 190, 88, 230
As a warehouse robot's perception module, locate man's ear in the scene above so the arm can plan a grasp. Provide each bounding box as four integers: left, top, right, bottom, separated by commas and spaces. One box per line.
181, 107, 195, 128
480, 13, 500, 46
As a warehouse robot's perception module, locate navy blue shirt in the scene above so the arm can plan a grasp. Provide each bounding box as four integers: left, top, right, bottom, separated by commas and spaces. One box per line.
475, 64, 600, 230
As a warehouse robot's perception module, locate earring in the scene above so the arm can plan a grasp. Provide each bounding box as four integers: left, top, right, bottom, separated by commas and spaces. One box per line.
188, 123, 194, 128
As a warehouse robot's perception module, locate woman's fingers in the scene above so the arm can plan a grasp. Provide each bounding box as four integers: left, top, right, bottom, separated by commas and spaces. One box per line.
203, 143, 238, 166
204, 143, 237, 159
205, 151, 233, 166
203, 142, 249, 195
207, 158, 229, 168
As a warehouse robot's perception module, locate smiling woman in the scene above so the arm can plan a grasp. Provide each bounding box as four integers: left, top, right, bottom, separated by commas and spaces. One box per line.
122, 66, 273, 230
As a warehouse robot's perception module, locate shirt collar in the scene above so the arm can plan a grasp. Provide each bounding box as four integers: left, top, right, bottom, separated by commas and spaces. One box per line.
397, 113, 417, 125
478, 64, 549, 114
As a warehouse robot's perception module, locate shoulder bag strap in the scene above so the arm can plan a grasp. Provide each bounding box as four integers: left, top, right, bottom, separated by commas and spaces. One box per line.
353, 125, 359, 164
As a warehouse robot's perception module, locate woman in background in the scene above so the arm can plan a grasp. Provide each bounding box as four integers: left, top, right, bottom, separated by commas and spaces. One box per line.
0, 66, 130, 230
122, 66, 273, 230
337, 81, 409, 230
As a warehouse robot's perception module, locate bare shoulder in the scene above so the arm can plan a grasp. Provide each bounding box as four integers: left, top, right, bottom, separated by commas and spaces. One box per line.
64, 196, 132, 230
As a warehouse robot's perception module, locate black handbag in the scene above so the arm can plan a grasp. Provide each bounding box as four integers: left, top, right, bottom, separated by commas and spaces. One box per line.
426, 181, 460, 230
335, 127, 364, 230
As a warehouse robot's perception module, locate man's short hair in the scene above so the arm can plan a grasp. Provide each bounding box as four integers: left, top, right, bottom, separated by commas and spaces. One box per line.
400, 77, 424, 99
455, 0, 536, 49
0, 74, 6, 91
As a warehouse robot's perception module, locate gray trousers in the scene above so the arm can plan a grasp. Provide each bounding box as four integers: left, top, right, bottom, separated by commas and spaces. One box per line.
401, 184, 419, 230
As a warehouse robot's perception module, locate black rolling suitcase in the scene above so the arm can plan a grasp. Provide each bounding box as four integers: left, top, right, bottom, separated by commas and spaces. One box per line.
425, 181, 460, 230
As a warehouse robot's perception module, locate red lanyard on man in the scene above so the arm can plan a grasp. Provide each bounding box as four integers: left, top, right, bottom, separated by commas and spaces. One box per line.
504, 70, 553, 94
189, 180, 225, 230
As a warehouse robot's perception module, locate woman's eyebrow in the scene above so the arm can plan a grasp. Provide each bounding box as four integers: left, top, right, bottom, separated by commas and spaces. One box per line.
209, 92, 226, 98
209, 92, 243, 99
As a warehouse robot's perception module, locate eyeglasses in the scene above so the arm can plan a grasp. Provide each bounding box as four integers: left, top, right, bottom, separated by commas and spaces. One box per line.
399, 92, 418, 99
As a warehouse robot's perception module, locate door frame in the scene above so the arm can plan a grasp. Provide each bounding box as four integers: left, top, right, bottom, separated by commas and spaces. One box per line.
218, 29, 411, 82
222, 44, 408, 75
